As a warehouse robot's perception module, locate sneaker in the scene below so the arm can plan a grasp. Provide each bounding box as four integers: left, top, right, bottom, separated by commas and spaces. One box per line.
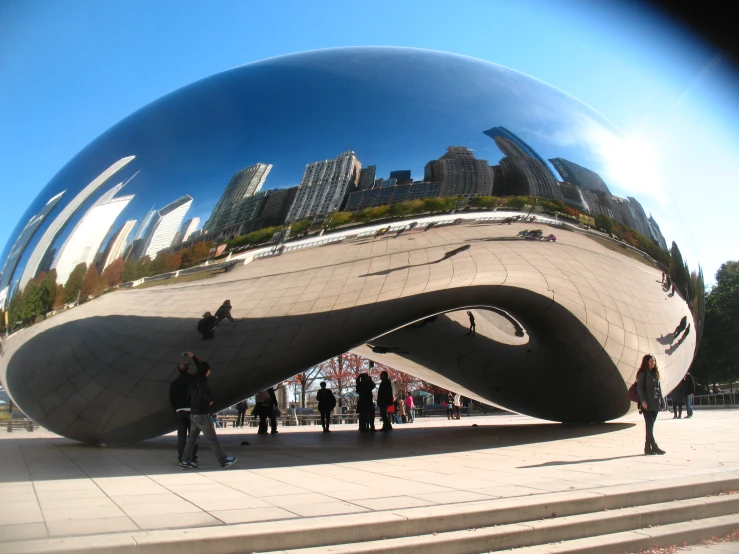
181, 461, 198, 470
221, 456, 237, 468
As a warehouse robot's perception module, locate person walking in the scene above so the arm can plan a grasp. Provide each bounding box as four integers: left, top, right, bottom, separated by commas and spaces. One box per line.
404, 394, 415, 423
466, 311, 476, 337
235, 400, 247, 428
169, 357, 198, 465
446, 391, 454, 420
197, 312, 218, 340
316, 381, 336, 432
180, 352, 237, 469
215, 300, 236, 324
357, 373, 376, 432
377, 371, 394, 432
453, 393, 463, 420
682, 372, 696, 418
636, 354, 666, 455
671, 380, 685, 419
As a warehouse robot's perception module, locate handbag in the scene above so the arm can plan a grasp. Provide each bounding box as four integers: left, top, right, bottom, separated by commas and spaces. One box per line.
627, 381, 639, 403
386, 404, 395, 413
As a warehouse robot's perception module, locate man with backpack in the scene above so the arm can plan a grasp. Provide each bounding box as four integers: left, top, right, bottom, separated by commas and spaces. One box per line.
316, 381, 337, 433
180, 352, 237, 469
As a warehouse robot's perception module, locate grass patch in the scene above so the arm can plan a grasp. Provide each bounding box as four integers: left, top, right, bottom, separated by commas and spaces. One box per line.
135, 269, 226, 289
585, 234, 661, 270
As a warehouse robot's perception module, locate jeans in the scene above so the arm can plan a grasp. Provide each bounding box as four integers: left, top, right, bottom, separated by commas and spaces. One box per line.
176, 410, 198, 462
182, 414, 228, 464
642, 409, 658, 445
685, 394, 694, 417
407, 408, 415, 423
236, 409, 246, 427
380, 406, 392, 430
320, 410, 331, 430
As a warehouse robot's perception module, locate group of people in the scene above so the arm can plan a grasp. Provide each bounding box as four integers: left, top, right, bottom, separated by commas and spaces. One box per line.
670, 371, 696, 419
197, 300, 236, 340
661, 271, 677, 296
446, 391, 463, 419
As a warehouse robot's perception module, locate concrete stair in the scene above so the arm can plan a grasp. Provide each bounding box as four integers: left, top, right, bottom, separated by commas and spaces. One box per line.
4, 473, 739, 554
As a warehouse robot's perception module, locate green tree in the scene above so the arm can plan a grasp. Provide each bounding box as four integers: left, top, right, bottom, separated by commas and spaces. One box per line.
290, 219, 311, 237
63, 263, 87, 304
692, 261, 739, 389
594, 214, 614, 233
506, 196, 528, 210
123, 259, 139, 282
325, 211, 352, 229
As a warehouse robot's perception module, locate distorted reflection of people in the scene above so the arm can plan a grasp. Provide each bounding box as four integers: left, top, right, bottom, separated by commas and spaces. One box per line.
466, 311, 476, 337
215, 299, 236, 323
197, 311, 218, 340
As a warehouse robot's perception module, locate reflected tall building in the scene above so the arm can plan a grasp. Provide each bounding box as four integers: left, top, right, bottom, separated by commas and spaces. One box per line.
389, 170, 412, 185
172, 217, 200, 247
18, 156, 135, 290
424, 147, 493, 197
101, 220, 137, 272
484, 127, 561, 201
358, 165, 376, 191
54, 183, 135, 285
287, 151, 361, 222
548, 157, 611, 195
0, 191, 65, 307
204, 163, 272, 232
142, 195, 193, 260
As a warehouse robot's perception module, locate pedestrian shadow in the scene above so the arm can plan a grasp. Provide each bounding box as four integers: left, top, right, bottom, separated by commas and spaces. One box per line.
359, 245, 471, 277
657, 334, 675, 345
517, 454, 644, 468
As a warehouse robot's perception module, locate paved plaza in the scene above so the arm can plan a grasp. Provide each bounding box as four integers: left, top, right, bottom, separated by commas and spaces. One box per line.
1, 409, 737, 547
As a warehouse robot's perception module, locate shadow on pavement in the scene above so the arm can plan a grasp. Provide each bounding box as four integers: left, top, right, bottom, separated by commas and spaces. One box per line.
517, 454, 644, 468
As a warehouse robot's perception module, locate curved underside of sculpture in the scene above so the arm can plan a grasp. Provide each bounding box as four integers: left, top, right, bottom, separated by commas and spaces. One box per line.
1, 221, 695, 443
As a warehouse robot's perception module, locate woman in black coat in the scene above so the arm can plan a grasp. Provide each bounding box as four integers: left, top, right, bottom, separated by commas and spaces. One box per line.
636, 354, 666, 455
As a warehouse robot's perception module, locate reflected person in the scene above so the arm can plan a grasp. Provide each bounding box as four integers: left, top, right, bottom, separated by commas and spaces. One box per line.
180, 352, 237, 469
215, 300, 236, 324
466, 311, 476, 337
636, 354, 666, 456
197, 311, 218, 340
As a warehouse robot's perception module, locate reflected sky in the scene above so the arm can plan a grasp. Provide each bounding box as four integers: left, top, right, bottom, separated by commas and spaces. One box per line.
0, 47, 663, 284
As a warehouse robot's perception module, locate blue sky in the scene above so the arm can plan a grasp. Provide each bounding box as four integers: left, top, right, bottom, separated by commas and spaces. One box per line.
1, 0, 738, 283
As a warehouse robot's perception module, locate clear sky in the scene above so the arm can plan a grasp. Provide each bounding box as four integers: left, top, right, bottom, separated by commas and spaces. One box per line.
1, 0, 738, 283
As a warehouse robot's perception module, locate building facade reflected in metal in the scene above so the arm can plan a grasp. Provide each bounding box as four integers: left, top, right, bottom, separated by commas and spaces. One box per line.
0, 48, 701, 444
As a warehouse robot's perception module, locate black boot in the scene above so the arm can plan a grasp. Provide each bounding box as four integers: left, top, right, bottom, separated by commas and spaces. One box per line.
651, 442, 666, 455
644, 442, 655, 455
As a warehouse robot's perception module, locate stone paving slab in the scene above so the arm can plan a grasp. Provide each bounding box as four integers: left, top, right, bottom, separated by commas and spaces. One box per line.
0, 410, 737, 545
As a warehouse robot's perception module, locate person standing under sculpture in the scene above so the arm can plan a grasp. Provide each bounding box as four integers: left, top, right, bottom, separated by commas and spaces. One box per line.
682, 372, 696, 418
215, 300, 236, 324
197, 312, 218, 340
267, 386, 279, 433
316, 381, 336, 433
169, 357, 198, 465
180, 352, 237, 469
254, 390, 271, 435
466, 311, 476, 337
357, 373, 376, 432
378, 371, 394, 432
453, 393, 463, 419
446, 391, 455, 420
404, 394, 415, 423
235, 400, 247, 428
636, 354, 666, 456
671, 380, 685, 419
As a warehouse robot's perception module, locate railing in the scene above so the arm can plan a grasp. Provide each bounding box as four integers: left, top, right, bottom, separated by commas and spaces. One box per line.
118, 259, 240, 288
694, 392, 738, 407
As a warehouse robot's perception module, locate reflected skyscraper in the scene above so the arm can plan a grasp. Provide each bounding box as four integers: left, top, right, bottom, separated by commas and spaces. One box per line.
204, 163, 272, 232
424, 147, 493, 197
287, 151, 361, 222
548, 157, 611, 195
101, 220, 137, 272
0, 191, 64, 308
142, 195, 193, 260
54, 183, 135, 285
484, 128, 561, 200
358, 165, 376, 191
18, 156, 135, 290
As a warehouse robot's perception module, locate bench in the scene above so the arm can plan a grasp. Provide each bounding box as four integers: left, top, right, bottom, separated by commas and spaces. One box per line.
5, 420, 39, 432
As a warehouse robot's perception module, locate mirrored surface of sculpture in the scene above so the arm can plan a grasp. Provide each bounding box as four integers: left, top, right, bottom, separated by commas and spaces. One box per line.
0, 47, 701, 443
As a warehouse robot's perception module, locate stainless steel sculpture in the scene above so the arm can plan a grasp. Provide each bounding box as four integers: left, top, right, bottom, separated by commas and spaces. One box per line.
0, 48, 699, 443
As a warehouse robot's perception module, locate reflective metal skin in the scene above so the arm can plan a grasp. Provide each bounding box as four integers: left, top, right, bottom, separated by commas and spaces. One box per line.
0, 48, 698, 443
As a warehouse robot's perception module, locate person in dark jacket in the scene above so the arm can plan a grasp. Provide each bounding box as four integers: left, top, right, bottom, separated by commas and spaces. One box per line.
636, 354, 666, 456
235, 400, 247, 428
682, 372, 696, 418
466, 311, 476, 337
254, 390, 272, 434
446, 391, 454, 420
215, 300, 236, 324
316, 382, 336, 433
267, 386, 279, 434
180, 352, 237, 469
671, 381, 685, 419
377, 371, 394, 432
197, 312, 218, 340
169, 358, 198, 465
356, 373, 376, 432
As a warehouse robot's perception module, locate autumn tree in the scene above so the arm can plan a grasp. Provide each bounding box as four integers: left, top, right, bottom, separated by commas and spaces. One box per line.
101, 258, 126, 288
63, 263, 87, 303
287, 366, 322, 408
80, 264, 100, 302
